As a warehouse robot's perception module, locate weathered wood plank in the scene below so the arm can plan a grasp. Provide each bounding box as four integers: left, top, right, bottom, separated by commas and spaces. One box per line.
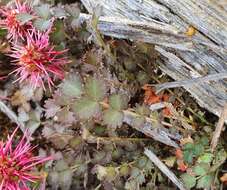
78, 13, 195, 51
80, 0, 227, 120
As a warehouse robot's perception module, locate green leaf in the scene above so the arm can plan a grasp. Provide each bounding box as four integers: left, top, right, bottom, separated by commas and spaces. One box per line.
211, 149, 227, 171
72, 98, 100, 119
181, 173, 196, 189
60, 75, 83, 98
103, 109, 124, 129
135, 105, 150, 116
199, 136, 209, 146
109, 94, 128, 111
193, 143, 204, 156
183, 150, 194, 164
51, 20, 65, 43
198, 153, 213, 163
85, 78, 105, 101
0, 28, 7, 37
196, 174, 213, 189
65, 4, 80, 18
193, 163, 209, 176
183, 143, 194, 150
33, 19, 52, 31
53, 7, 67, 18
16, 13, 34, 24
130, 167, 145, 185
34, 4, 51, 19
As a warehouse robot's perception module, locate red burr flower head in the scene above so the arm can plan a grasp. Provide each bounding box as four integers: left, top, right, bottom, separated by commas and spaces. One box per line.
0, 127, 52, 190
0, 0, 34, 41
9, 29, 69, 90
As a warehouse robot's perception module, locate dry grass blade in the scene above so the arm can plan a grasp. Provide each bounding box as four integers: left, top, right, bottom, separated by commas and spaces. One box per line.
144, 148, 187, 190
211, 103, 227, 152
0, 100, 25, 133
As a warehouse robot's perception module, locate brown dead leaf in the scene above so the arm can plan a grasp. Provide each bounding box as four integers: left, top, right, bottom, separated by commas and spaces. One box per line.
11, 90, 30, 111
220, 173, 227, 183
142, 84, 172, 116
142, 85, 161, 105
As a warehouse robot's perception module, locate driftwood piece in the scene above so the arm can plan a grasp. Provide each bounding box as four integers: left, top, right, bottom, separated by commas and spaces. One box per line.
80, 0, 227, 121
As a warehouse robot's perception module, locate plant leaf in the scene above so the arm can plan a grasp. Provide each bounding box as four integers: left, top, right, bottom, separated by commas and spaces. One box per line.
34, 4, 51, 19
109, 94, 128, 111
183, 150, 194, 164
51, 20, 66, 43
193, 163, 209, 176
44, 99, 61, 118
16, 13, 34, 24
198, 153, 213, 163
60, 75, 83, 98
103, 109, 124, 129
181, 173, 196, 189
193, 143, 204, 156
59, 169, 73, 190
196, 174, 213, 189
85, 78, 105, 101
72, 98, 100, 119
33, 18, 52, 31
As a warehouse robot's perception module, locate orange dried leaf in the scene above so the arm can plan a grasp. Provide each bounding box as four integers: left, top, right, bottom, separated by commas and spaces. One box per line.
142, 85, 161, 105
162, 93, 170, 101
177, 160, 188, 172
175, 149, 183, 159
163, 107, 172, 116
220, 173, 227, 183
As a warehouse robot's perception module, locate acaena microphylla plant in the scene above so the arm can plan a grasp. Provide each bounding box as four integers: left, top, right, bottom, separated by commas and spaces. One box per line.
0, 127, 52, 190
0, 0, 34, 41
9, 29, 69, 90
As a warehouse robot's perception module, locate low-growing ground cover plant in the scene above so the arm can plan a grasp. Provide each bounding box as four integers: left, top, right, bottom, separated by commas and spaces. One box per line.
0, 0, 226, 190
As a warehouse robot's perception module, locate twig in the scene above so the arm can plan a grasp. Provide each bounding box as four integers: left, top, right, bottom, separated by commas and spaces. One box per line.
82, 128, 151, 143
210, 103, 227, 152
144, 148, 187, 190
154, 72, 227, 93
100, 102, 180, 148
0, 100, 25, 133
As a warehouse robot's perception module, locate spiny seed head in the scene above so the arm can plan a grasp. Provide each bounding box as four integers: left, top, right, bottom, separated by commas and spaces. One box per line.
0, 127, 52, 190
10, 29, 69, 90
0, 0, 34, 41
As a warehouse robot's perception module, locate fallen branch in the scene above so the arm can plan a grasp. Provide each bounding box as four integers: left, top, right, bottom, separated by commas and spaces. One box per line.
144, 148, 186, 190
154, 72, 227, 93
211, 103, 227, 152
